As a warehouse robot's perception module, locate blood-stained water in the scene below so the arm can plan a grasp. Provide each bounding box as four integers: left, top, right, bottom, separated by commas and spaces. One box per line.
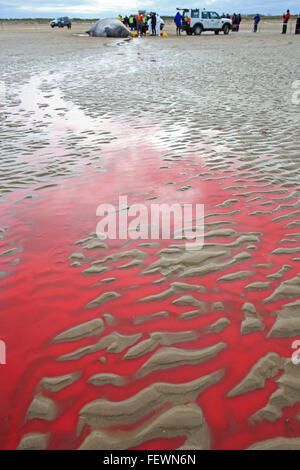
1, 79, 300, 450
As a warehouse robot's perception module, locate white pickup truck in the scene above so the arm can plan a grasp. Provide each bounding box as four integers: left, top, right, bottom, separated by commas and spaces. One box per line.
178, 8, 232, 35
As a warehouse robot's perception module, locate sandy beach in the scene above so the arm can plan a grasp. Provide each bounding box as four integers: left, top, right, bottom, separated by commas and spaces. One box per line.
0, 21, 300, 450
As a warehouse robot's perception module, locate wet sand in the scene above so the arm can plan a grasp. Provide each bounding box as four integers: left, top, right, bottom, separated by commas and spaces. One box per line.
0, 22, 300, 450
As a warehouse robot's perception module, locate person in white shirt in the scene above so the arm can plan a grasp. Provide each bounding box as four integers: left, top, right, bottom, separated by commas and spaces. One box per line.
147, 16, 152, 35
155, 13, 161, 36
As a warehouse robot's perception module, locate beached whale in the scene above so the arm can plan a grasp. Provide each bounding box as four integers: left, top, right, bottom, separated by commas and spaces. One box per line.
86, 18, 131, 38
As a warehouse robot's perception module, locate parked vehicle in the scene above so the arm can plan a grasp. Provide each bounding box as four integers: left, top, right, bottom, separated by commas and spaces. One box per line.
177, 8, 232, 35
50, 17, 72, 29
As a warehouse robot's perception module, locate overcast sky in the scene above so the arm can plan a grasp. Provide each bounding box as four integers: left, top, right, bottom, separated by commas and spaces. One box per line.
0, 0, 298, 18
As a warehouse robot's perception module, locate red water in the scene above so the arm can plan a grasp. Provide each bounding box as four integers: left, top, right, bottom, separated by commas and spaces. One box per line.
0, 121, 300, 450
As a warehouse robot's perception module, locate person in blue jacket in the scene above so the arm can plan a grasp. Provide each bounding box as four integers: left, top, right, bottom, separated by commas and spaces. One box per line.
174, 11, 182, 35
253, 13, 260, 33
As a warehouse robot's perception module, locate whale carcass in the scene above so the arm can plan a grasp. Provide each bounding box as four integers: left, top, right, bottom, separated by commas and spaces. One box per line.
87, 18, 131, 38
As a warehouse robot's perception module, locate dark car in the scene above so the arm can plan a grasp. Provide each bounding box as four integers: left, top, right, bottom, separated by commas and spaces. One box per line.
50, 17, 72, 29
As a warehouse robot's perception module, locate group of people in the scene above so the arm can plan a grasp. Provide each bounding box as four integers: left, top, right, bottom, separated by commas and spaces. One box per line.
174, 11, 191, 35
253, 10, 300, 34
223, 11, 298, 34
117, 12, 161, 36
224, 13, 242, 32
120, 9, 300, 37
174, 11, 242, 34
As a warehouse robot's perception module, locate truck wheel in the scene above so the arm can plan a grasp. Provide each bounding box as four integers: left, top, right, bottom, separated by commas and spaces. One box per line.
223, 24, 230, 35
194, 24, 203, 35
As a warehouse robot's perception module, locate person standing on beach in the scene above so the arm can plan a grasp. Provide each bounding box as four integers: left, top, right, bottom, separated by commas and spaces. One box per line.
143, 15, 148, 35
282, 9, 291, 34
253, 13, 260, 32
147, 15, 152, 35
136, 12, 144, 36
174, 11, 182, 35
151, 12, 157, 35
237, 13, 242, 31
129, 15, 135, 31
233, 13, 241, 32
155, 13, 161, 36
296, 14, 300, 34
231, 13, 236, 31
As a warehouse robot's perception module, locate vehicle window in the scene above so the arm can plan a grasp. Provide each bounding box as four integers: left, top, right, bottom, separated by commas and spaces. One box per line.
191, 9, 200, 18
209, 12, 220, 19
202, 11, 209, 19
